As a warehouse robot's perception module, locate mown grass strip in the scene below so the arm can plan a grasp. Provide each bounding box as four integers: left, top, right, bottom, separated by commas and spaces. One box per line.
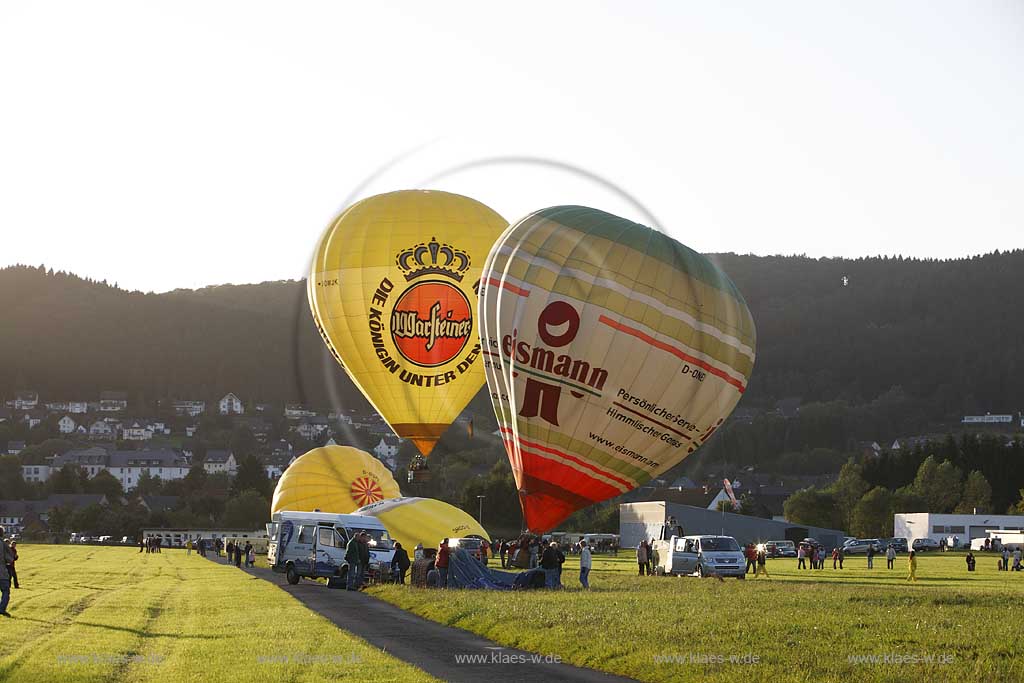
0, 545, 438, 683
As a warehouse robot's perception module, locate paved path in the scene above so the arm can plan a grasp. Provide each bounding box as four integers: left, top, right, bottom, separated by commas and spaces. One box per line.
221, 556, 634, 683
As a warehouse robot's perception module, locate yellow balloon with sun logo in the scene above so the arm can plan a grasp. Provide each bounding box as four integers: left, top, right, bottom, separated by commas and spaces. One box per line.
271, 446, 402, 514
309, 190, 507, 457
353, 497, 489, 551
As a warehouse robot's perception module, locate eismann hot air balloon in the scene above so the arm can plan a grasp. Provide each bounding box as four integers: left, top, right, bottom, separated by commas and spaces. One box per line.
271, 445, 402, 515
309, 190, 507, 458
479, 206, 756, 532
353, 497, 489, 551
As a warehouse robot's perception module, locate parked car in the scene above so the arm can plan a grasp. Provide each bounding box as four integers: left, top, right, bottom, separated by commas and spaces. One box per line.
912, 537, 941, 552
843, 538, 883, 555
883, 538, 909, 553
450, 537, 489, 562
766, 540, 797, 558
652, 535, 747, 578
267, 510, 395, 586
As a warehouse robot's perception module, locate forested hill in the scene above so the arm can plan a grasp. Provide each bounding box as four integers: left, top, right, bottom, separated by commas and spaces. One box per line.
0, 267, 358, 410
715, 250, 1023, 412
2, 250, 1022, 421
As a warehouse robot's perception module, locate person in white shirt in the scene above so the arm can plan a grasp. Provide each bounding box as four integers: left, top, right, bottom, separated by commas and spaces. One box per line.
579, 540, 593, 589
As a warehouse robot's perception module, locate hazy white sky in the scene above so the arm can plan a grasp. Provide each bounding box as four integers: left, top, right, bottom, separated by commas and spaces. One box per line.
1, 1, 1021, 292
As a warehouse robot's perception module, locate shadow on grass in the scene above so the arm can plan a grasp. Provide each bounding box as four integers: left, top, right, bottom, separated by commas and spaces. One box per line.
12, 615, 225, 639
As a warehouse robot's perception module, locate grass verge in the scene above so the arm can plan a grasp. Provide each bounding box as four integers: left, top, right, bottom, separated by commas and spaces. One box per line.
1, 544, 437, 683
369, 550, 1024, 682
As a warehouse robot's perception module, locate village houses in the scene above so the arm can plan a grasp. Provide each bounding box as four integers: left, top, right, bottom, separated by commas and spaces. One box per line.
203, 449, 238, 475
218, 392, 244, 415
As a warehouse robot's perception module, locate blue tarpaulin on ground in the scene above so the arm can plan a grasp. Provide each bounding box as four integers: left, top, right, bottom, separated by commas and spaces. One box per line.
446, 549, 549, 590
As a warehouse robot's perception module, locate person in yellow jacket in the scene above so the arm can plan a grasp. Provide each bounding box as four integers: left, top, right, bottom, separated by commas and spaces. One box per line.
755, 545, 770, 578
907, 550, 917, 582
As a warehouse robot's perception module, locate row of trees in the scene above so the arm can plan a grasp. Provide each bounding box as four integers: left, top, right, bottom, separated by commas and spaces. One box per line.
42, 488, 271, 541
784, 454, 1003, 539
860, 434, 1024, 512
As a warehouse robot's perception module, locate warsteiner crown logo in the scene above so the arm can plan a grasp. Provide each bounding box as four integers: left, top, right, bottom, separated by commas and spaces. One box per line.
390, 237, 474, 368
396, 237, 470, 282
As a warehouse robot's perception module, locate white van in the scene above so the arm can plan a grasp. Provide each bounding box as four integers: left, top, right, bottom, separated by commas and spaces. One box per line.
267, 511, 396, 585
651, 535, 746, 579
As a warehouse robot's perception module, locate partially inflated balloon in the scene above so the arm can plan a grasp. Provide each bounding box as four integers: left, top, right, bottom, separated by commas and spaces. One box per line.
479, 206, 756, 532
354, 497, 490, 550
271, 445, 402, 514
310, 190, 507, 456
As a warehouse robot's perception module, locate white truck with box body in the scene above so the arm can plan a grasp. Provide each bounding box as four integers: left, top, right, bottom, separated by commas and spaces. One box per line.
267, 511, 395, 585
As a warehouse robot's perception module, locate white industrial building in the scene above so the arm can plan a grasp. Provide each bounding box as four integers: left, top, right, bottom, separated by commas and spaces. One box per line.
621, 501, 847, 550
141, 527, 267, 548
894, 513, 1024, 546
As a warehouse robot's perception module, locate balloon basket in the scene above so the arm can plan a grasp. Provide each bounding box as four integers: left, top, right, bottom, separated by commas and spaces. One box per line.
407, 456, 432, 484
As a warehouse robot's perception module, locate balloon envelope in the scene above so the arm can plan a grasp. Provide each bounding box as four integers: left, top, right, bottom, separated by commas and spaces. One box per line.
479, 206, 756, 532
354, 496, 489, 551
271, 445, 402, 515
309, 190, 507, 457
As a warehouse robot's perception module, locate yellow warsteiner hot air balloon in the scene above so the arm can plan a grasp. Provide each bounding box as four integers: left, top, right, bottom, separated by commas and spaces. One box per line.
309, 190, 507, 458
480, 206, 756, 532
353, 497, 489, 551
271, 445, 402, 515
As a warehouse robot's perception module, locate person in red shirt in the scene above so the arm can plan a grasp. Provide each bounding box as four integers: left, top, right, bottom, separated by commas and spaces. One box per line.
744, 544, 757, 575
435, 539, 451, 589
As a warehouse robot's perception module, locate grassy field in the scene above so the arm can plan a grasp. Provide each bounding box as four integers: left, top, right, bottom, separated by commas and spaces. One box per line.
6, 544, 1023, 683
369, 550, 1024, 682
0, 544, 436, 683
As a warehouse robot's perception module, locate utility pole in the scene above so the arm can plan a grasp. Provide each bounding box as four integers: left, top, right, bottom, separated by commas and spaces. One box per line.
477, 494, 486, 525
